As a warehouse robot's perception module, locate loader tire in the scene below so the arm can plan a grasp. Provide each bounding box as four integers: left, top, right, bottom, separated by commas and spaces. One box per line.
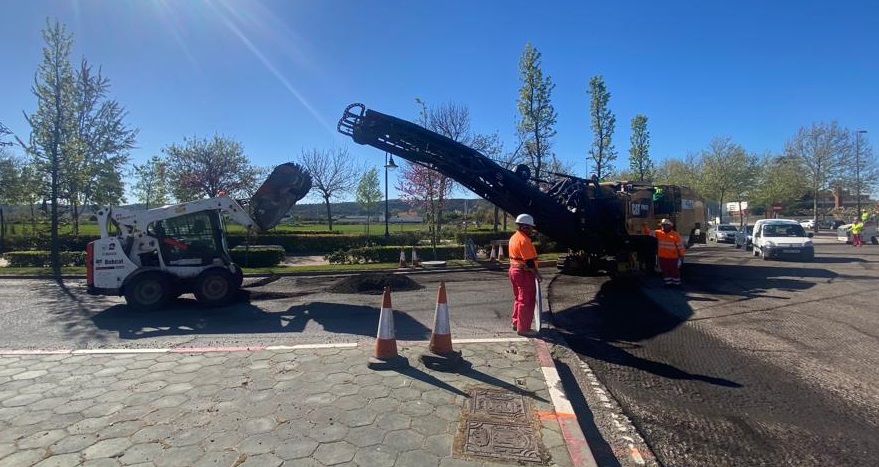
124, 271, 170, 311
194, 268, 235, 307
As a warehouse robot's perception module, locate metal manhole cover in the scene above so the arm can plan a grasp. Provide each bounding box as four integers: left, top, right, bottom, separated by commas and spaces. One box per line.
470, 387, 529, 420
454, 387, 545, 464
463, 420, 542, 463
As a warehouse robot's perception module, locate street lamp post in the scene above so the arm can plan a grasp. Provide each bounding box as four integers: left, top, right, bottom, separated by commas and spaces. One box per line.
856, 130, 867, 216
384, 152, 397, 237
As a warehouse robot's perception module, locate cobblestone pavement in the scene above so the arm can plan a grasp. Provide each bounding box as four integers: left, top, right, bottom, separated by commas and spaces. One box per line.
0, 339, 583, 467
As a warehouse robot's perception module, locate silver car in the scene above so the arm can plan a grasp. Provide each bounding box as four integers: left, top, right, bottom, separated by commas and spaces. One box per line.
707, 224, 739, 243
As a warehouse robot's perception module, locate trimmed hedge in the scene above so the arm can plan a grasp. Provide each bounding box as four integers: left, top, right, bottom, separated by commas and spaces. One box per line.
227, 232, 424, 254
2, 251, 87, 267
230, 245, 286, 268
0, 234, 95, 253
325, 245, 466, 265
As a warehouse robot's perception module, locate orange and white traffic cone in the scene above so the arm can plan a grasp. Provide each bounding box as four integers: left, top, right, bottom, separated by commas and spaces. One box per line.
497, 244, 505, 261
420, 282, 463, 370
368, 287, 408, 370
489, 244, 497, 261
411, 247, 420, 267
398, 248, 407, 268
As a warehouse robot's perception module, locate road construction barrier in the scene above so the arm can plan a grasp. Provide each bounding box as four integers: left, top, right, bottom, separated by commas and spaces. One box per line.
420, 281, 463, 370
368, 287, 408, 370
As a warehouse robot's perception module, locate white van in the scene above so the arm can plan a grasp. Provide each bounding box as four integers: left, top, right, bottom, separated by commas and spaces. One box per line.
752, 219, 815, 261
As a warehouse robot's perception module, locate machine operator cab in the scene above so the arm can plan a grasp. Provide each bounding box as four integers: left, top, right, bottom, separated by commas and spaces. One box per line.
146, 211, 230, 268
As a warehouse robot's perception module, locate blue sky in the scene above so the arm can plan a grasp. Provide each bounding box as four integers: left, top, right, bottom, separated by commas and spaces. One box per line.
1, 0, 877, 201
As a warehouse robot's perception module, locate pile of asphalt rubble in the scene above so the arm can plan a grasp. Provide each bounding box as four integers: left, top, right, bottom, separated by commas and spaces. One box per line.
328, 273, 424, 295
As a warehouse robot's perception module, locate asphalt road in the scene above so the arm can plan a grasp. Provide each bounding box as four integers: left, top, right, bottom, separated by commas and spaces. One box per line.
0, 270, 524, 351
549, 235, 879, 467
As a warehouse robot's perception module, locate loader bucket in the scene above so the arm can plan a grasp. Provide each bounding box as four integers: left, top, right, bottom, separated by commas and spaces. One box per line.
250, 162, 312, 232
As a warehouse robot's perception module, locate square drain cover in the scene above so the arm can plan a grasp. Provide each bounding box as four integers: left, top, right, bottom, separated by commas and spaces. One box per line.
454, 387, 544, 464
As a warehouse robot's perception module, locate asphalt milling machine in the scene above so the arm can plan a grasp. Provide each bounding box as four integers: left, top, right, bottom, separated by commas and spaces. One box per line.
338, 102, 706, 275
86, 162, 312, 310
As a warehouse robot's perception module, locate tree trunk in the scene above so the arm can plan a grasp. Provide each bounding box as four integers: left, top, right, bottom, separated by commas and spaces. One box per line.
323, 196, 333, 231
0, 207, 5, 252
493, 205, 499, 232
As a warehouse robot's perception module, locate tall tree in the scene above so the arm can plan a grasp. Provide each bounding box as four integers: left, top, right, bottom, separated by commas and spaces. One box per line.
298, 146, 358, 231
653, 154, 700, 187
62, 57, 136, 231
0, 121, 12, 147
516, 43, 557, 181
750, 153, 808, 214
355, 167, 382, 237
131, 155, 170, 209
18, 20, 75, 276
699, 137, 758, 223
628, 114, 653, 181
587, 75, 617, 180
163, 134, 258, 202
784, 122, 850, 222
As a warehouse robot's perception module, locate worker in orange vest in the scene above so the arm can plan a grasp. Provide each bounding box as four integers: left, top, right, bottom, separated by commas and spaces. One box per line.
508, 213, 542, 336
654, 218, 686, 286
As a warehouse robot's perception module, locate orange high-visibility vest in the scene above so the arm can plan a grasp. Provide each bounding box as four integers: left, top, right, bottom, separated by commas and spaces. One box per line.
508, 230, 539, 269
654, 229, 685, 259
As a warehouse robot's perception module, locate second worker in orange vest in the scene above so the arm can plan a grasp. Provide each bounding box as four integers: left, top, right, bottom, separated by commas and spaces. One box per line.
508, 213, 542, 336
654, 218, 686, 286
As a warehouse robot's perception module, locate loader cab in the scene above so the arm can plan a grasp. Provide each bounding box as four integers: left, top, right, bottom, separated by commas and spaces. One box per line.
148, 211, 230, 267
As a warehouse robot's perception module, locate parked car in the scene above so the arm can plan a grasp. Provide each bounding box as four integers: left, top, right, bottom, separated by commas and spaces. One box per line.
707, 224, 739, 243
734, 225, 754, 250
800, 219, 815, 229
752, 219, 814, 261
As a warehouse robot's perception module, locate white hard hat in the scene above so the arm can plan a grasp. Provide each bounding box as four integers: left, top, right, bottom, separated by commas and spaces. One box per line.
660, 218, 673, 226
515, 214, 535, 226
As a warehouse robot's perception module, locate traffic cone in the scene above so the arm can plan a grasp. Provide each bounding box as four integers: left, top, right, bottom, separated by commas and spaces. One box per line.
411, 247, 420, 267
497, 244, 505, 261
489, 244, 497, 261
398, 248, 407, 268
368, 287, 408, 370
420, 282, 463, 370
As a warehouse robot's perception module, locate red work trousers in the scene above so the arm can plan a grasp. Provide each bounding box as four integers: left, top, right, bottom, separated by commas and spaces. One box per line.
853, 234, 863, 247
509, 267, 536, 333
658, 257, 681, 283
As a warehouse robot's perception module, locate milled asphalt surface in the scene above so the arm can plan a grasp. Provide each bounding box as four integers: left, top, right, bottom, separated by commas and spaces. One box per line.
0, 262, 594, 467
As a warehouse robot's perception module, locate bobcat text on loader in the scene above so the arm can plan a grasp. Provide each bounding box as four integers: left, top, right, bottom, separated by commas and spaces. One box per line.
86, 163, 312, 311
338, 102, 706, 276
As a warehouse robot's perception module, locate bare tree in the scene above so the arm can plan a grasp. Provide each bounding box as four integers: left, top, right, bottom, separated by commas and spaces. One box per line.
298, 146, 358, 231
784, 122, 851, 222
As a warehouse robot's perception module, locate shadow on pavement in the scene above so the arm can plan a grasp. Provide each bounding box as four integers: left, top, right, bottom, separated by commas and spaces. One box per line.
91, 299, 431, 340
455, 360, 549, 403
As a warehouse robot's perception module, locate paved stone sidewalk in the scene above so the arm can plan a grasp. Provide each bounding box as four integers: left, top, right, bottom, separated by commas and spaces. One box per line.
0, 340, 578, 466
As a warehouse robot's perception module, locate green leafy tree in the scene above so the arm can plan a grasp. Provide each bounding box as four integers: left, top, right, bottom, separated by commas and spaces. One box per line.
62, 57, 136, 231
355, 167, 382, 237
653, 154, 700, 187
699, 137, 758, 223
516, 43, 557, 181
587, 76, 616, 180
298, 146, 358, 231
163, 134, 258, 202
750, 153, 808, 214
18, 20, 76, 275
784, 122, 850, 222
0, 121, 12, 147
628, 114, 653, 181
131, 155, 170, 209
